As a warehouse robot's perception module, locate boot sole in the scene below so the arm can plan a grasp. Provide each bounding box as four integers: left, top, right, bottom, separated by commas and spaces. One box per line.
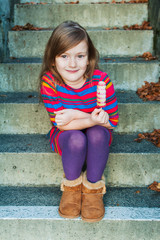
58, 208, 80, 219
81, 213, 105, 223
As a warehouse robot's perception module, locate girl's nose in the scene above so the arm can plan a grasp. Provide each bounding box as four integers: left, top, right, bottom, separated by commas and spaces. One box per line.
69, 57, 76, 67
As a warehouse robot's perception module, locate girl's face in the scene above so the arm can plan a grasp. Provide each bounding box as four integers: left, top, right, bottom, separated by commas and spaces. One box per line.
55, 40, 89, 88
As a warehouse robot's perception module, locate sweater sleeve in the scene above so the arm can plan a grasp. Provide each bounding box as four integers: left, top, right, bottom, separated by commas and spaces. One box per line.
101, 72, 119, 127
40, 73, 64, 126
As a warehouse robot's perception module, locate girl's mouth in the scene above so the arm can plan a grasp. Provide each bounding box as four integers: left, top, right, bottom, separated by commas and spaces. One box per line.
66, 70, 79, 73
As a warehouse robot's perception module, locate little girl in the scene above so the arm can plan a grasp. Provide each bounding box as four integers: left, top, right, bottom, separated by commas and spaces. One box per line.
40, 21, 119, 222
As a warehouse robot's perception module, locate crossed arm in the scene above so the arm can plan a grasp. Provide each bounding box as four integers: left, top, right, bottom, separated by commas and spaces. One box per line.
54, 108, 114, 131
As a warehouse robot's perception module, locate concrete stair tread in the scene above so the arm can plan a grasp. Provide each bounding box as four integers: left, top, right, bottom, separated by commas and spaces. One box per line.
0, 133, 159, 154
0, 186, 160, 208
0, 91, 159, 104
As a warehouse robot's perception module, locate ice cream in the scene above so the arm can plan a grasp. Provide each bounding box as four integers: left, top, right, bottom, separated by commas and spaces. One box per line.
97, 81, 106, 107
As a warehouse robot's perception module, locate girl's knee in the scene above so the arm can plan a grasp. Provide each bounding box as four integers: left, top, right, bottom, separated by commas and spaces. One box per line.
67, 130, 87, 152
86, 125, 110, 144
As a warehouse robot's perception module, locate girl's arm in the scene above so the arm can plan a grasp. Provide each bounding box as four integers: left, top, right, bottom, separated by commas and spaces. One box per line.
55, 108, 114, 131
54, 109, 90, 126
41, 74, 65, 127
57, 118, 95, 131
54, 109, 91, 130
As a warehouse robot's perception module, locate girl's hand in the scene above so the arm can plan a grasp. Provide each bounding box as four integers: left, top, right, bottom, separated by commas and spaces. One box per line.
91, 108, 109, 125
54, 109, 75, 126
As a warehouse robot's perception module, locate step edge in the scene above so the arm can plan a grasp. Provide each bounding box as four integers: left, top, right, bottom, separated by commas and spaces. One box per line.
0, 206, 160, 220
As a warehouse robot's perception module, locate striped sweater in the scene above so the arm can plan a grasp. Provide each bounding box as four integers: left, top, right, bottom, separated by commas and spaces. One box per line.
41, 69, 119, 155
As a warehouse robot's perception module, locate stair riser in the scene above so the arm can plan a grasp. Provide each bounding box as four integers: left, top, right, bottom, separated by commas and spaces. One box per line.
0, 64, 40, 92
1, 153, 160, 187
8, 30, 154, 58
14, 4, 148, 28
0, 103, 159, 134
0, 62, 159, 92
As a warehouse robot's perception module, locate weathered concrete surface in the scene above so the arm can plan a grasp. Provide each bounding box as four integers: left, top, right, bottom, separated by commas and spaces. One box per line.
1, 186, 160, 207
118, 103, 160, 133
106, 153, 160, 187
0, 153, 63, 186
99, 60, 159, 90
14, 3, 148, 28
8, 30, 154, 58
0, 59, 159, 92
0, 134, 160, 187
0, 103, 52, 134
0, 209, 160, 240
0, 91, 159, 134
0, 62, 40, 92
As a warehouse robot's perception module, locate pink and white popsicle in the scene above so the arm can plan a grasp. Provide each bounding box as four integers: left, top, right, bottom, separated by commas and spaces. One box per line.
97, 81, 106, 107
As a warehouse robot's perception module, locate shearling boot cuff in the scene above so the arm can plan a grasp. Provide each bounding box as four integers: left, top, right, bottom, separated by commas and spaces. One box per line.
82, 172, 106, 194
61, 174, 82, 192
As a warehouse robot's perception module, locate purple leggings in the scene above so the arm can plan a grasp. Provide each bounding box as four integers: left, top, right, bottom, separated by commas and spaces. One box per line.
58, 125, 110, 183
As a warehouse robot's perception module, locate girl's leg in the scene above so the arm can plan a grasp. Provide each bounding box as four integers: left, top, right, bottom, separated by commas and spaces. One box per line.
58, 130, 87, 180
85, 125, 110, 183
58, 130, 86, 219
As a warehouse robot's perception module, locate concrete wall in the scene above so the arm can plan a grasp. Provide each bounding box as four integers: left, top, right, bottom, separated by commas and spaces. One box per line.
149, 0, 160, 56
0, 0, 20, 62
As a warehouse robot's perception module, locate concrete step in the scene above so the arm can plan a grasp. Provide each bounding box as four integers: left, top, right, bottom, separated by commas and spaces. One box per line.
0, 134, 160, 187
14, 3, 148, 28
8, 29, 154, 58
0, 91, 159, 134
0, 187, 160, 240
0, 58, 159, 92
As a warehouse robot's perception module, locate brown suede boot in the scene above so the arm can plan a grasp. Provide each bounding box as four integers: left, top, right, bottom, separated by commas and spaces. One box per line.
58, 174, 82, 219
81, 172, 106, 222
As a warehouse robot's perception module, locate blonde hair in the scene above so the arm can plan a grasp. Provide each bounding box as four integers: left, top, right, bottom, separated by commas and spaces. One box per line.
40, 21, 99, 85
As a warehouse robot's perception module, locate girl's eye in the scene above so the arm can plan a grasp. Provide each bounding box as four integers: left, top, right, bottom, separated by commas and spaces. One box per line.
78, 55, 84, 58
61, 55, 67, 59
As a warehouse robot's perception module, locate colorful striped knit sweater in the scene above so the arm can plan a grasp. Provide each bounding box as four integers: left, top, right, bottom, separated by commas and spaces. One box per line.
41, 69, 119, 155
